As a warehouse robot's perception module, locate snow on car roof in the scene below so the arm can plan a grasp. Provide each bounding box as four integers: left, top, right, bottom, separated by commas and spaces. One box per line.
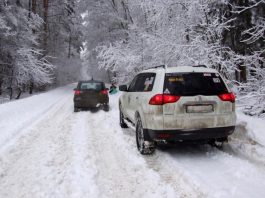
78, 80, 104, 83
166, 66, 218, 73
143, 66, 218, 73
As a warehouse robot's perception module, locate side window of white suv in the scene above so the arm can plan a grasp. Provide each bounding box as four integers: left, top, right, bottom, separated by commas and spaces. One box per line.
128, 73, 156, 92
128, 76, 139, 92
134, 73, 156, 92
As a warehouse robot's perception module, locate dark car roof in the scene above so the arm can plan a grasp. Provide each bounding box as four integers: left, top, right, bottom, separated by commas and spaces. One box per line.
78, 80, 105, 84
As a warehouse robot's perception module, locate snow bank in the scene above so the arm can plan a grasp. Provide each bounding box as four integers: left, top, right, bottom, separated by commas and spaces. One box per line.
0, 84, 75, 150
236, 111, 265, 146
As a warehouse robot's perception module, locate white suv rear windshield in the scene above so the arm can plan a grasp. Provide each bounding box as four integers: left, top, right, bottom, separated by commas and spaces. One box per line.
164, 73, 228, 96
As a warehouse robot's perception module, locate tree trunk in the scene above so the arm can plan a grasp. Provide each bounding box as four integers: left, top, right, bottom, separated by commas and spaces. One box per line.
107, 70, 112, 84
235, 63, 247, 83
0, 79, 2, 95
16, 0, 21, 6
29, 81, 34, 94
29, 0, 37, 93
16, 88, 22, 99
43, 0, 49, 53
9, 69, 14, 100
9, 87, 13, 100
28, 0, 31, 18
239, 65, 247, 82
32, 0, 36, 13
68, 31, 71, 58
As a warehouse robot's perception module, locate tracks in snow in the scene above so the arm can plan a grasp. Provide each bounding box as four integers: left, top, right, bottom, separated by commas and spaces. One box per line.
123, 124, 265, 198
0, 94, 75, 198
1, 86, 265, 198
0, 89, 99, 198
144, 155, 207, 198
84, 111, 176, 198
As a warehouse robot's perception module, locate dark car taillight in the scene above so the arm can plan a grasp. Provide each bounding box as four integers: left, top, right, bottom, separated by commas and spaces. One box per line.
149, 94, 181, 105
74, 90, 81, 95
218, 93, 235, 103
101, 89, 108, 95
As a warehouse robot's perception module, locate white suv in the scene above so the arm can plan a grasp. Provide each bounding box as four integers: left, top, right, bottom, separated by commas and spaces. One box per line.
119, 66, 236, 154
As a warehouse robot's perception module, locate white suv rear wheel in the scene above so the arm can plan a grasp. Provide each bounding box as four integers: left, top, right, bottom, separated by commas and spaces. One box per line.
136, 116, 155, 155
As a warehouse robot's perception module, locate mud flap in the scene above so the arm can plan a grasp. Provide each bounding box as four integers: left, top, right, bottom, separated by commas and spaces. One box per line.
143, 129, 153, 141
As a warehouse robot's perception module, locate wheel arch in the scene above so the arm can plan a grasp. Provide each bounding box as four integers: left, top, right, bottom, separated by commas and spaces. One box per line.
119, 99, 124, 113
134, 109, 147, 129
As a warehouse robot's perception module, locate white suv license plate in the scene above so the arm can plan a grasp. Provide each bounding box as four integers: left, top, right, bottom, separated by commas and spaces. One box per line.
186, 105, 213, 113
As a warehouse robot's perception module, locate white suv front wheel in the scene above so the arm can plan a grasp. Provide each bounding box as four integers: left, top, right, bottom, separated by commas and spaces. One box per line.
136, 116, 155, 155
119, 105, 128, 128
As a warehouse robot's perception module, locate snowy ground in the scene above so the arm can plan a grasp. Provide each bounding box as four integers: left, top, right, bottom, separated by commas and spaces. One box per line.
0, 84, 265, 198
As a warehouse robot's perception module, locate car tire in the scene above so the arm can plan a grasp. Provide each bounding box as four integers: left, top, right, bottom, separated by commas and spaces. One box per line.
119, 106, 128, 128
136, 116, 155, 155
74, 107, 78, 112
103, 104, 109, 112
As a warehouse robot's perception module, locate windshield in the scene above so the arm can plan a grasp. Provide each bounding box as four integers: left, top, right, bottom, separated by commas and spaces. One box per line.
164, 73, 228, 96
79, 82, 103, 91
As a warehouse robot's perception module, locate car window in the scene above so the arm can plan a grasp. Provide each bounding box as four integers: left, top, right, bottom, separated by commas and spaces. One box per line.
134, 73, 156, 92
128, 73, 156, 92
79, 82, 103, 91
128, 76, 139, 92
164, 73, 228, 96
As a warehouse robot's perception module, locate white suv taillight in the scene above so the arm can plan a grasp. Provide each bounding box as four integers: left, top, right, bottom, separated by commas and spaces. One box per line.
149, 94, 181, 105
218, 93, 235, 103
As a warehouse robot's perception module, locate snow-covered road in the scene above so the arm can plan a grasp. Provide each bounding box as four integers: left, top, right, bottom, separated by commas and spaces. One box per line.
0, 84, 265, 198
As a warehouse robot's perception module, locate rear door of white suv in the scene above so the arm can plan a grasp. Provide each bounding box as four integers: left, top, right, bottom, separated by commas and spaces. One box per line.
162, 72, 236, 130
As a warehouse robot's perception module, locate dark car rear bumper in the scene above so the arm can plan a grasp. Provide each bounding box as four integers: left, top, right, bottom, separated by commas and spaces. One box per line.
143, 126, 235, 141
74, 98, 109, 108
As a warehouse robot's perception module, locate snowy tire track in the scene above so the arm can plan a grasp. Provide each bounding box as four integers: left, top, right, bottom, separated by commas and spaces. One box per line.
69, 112, 100, 198
84, 111, 176, 198
144, 154, 207, 198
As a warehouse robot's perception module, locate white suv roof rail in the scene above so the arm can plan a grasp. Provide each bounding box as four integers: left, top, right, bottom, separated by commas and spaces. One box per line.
192, 65, 208, 68
148, 65, 166, 69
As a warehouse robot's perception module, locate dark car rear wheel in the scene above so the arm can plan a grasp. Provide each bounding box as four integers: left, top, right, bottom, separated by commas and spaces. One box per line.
103, 104, 109, 112
74, 107, 78, 112
136, 116, 155, 155
119, 106, 128, 128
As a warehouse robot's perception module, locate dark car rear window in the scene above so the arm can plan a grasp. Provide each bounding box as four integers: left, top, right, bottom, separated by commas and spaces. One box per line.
79, 82, 103, 91
164, 73, 228, 96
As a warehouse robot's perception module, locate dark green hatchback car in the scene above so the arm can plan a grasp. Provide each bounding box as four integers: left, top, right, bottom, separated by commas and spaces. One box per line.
73, 80, 109, 112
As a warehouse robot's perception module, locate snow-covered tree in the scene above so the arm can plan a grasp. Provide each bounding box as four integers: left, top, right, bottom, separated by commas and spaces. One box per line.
228, 0, 265, 116
0, 1, 54, 98
96, 0, 239, 82
89, 0, 264, 116
0, 0, 84, 99
80, 0, 133, 82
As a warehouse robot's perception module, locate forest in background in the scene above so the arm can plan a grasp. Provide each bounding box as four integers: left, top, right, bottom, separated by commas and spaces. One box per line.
81, 0, 264, 117
0, 0, 264, 117
0, 0, 83, 100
